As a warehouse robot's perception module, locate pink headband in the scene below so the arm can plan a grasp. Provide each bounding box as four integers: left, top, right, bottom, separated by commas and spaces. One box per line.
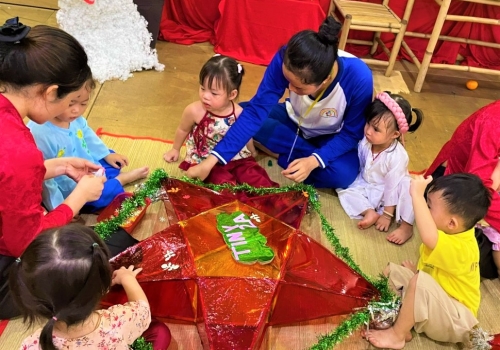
375, 92, 409, 134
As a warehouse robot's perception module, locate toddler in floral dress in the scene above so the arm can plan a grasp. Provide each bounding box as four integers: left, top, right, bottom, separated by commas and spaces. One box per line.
164, 54, 278, 188
11, 224, 171, 350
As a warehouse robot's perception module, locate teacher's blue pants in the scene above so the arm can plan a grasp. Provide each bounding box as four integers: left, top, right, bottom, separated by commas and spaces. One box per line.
252, 103, 359, 189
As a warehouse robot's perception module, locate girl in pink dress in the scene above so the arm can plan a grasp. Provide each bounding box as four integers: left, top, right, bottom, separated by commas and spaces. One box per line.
11, 224, 171, 350
164, 55, 278, 188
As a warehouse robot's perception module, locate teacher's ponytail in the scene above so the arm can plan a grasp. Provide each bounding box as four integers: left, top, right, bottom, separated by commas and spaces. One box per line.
317, 16, 341, 47
284, 16, 341, 85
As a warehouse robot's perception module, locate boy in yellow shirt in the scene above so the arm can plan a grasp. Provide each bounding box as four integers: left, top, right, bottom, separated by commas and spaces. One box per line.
366, 173, 492, 349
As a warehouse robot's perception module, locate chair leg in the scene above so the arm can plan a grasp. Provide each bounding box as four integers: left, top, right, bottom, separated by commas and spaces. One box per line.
329, 0, 336, 15
370, 32, 381, 55
385, 22, 407, 77
338, 14, 351, 50
414, 0, 451, 92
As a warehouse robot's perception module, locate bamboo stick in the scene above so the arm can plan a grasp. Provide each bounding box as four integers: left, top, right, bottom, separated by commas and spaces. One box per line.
360, 58, 390, 67
460, 0, 500, 6
445, 14, 500, 25
339, 14, 351, 50
386, 19, 408, 76
350, 24, 401, 33
350, 19, 401, 28
414, 0, 452, 92
377, 37, 392, 59
405, 31, 500, 49
428, 63, 500, 75
401, 41, 421, 69
371, 32, 381, 55
347, 39, 374, 45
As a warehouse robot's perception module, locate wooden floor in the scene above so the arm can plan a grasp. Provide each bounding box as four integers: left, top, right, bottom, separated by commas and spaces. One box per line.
1, 1, 500, 350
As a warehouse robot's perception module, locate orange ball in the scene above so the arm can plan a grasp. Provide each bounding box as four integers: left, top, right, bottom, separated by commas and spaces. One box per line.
466, 80, 478, 90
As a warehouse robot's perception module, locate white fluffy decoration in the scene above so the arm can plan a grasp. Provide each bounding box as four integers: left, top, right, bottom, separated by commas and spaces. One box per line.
57, 0, 164, 83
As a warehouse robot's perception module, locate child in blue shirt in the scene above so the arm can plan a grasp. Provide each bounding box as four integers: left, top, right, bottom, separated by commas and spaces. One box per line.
28, 82, 149, 212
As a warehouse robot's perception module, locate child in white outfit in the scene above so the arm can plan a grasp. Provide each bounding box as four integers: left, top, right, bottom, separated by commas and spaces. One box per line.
337, 92, 423, 245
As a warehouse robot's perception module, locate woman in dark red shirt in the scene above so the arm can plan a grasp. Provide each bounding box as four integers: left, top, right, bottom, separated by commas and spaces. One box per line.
0, 19, 106, 318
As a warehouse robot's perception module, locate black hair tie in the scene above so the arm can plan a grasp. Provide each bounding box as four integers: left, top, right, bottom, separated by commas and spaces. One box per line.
0, 17, 31, 43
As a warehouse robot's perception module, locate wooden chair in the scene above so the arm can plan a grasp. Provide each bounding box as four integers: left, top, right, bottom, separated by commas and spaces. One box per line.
405, 0, 500, 92
330, 0, 415, 76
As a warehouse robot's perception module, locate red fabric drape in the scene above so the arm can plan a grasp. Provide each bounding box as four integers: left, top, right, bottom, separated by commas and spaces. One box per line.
159, 0, 500, 69
214, 0, 331, 65
159, 0, 221, 44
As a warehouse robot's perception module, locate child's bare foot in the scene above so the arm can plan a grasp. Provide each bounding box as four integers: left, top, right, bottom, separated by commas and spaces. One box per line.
116, 167, 150, 186
387, 221, 413, 245
365, 328, 406, 349
357, 209, 379, 229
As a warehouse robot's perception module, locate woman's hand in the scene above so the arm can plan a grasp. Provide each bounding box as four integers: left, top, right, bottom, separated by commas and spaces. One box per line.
63, 174, 105, 215
62, 157, 101, 182
44, 157, 100, 181
74, 175, 106, 202
104, 153, 129, 169
282, 156, 319, 183
186, 155, 219, 181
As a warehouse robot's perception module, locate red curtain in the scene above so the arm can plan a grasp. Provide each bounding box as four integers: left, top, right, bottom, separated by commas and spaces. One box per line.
214, 0, 331, 65
159, 0, 500, 69
159, 0, 221, 45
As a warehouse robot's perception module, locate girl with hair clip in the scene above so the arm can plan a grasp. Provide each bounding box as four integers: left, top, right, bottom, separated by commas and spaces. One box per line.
10, 224, 171, 350
337, 92, 424, 245
0, 18, 136, 320
185, 17, 373, 189
164, 54, 278, 187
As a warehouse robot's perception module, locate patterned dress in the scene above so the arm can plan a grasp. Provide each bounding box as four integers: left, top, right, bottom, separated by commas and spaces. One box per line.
178, 102, 277, 188
20, 301, 150, 349
179, 102, 251, 170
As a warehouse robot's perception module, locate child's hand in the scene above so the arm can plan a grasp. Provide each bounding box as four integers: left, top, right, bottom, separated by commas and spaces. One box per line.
401, 260, 417, 273
163, 149, 180, 163
104, 153, 129, 169
186, 159, 215, 181
410, 175, 433, 198
111, 265, 143, 286
74, 174, 105, 202
375, 215, 391, 232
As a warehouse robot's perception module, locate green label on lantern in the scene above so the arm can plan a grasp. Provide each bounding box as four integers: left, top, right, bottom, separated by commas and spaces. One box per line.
216, 211, 275, 265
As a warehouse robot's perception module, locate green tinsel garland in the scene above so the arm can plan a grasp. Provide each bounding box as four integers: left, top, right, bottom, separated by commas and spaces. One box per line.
96, 169, 395, 349
130, 337, 153, 350
94, 168, 168, 240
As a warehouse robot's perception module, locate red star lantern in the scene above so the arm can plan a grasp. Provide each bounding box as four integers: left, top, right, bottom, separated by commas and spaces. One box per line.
491, 334, 500, 349
102, 179, 379, 349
